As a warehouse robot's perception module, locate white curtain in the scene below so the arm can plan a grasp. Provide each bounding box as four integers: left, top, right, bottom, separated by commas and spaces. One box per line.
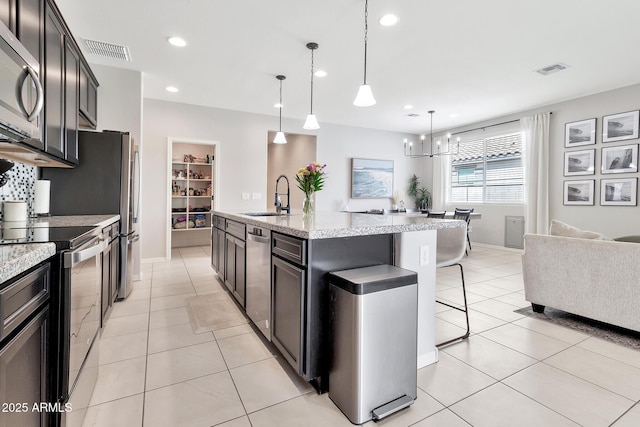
431, 152, 450, 211
521, 112, 550, 234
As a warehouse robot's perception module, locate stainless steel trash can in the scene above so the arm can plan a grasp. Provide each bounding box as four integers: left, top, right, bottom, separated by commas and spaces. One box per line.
328, 264, 418, 425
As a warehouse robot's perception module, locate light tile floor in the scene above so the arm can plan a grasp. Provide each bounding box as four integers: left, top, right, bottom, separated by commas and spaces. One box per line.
81, 245, 640, 427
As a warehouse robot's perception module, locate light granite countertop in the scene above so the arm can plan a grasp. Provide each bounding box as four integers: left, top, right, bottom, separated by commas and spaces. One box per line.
0, 214, 120, 230
0, 243, 56, 284
213, 210, 465, 239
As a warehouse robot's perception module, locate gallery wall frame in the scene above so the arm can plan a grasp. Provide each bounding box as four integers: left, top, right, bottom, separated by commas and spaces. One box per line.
601, 144, 638, 174
565, 118, 596, 148
564, 149, 595, 176
351, 158, 394, 199
563, 180, 595, 206
600, 177, 638, 206
602, 110, 640, 143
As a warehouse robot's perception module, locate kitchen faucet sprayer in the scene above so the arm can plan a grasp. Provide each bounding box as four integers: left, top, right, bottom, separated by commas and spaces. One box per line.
275, 174, 291, 214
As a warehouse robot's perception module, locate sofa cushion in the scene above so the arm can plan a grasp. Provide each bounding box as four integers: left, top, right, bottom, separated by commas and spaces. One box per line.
613, 235, 640, 243
549, 219, 610, 240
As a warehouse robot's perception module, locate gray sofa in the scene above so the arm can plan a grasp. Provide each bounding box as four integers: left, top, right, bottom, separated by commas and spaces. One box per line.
522, 233, 640, 333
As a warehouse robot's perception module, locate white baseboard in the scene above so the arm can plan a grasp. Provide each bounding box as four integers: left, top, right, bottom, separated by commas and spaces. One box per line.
417, 348, 438, 369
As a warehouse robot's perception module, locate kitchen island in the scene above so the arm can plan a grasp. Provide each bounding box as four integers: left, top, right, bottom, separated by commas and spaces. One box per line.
212, 210, 466, 389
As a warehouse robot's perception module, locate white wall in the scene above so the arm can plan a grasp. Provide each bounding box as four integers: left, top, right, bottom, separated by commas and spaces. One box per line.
141, 99, 420, 261
439, 82, 640, 246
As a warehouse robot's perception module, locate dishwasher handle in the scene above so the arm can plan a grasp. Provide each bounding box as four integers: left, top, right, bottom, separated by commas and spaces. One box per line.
247, 230, 270, 244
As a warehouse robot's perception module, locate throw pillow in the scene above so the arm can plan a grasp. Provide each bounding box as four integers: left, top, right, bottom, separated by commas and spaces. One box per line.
613, 235, 640, 243
549, 219, 611, 240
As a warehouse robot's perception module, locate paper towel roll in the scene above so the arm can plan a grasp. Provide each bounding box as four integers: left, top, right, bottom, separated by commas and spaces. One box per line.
3, 201, 27, 221
34, 180, 50, 215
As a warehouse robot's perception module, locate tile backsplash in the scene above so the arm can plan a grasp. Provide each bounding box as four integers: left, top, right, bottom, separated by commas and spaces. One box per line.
0, 160, 36, 220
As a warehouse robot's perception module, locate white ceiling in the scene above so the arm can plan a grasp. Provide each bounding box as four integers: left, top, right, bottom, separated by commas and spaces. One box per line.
56, 0, 640, 134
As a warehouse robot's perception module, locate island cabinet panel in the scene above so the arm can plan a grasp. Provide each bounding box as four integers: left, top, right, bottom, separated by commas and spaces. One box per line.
271, 255, 305, 374
224, 219, 246, 307
305, 234, 394, 388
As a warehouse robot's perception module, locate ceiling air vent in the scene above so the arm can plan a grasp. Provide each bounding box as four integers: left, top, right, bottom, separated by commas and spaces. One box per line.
83, 38, 132, 62
535, 63, 568, 76
405, 113, 420, 117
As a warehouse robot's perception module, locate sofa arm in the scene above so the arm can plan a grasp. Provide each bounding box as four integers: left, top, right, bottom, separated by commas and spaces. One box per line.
522, 233, 640, 332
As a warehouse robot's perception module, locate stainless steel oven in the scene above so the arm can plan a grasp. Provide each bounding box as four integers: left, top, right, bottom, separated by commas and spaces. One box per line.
60, 231, 107, 427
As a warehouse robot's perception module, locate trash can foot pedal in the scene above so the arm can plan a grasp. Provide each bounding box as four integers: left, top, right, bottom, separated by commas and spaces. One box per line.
372, 395, 414, 421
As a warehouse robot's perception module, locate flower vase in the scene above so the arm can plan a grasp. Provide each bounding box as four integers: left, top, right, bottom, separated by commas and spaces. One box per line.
303, 192, 315, 217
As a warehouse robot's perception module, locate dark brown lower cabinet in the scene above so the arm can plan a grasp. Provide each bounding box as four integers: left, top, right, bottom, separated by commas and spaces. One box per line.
0, 307, 49, 427
271, 255, 305, 375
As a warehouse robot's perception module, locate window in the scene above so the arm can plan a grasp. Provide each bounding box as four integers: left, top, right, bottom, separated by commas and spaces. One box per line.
450, 131, 523, 203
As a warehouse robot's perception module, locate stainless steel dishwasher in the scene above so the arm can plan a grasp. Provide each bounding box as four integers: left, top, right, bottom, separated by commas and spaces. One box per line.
246, 225, 271, 340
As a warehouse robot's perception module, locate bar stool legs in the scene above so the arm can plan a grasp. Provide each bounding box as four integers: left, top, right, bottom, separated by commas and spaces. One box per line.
435, 263, 470, 347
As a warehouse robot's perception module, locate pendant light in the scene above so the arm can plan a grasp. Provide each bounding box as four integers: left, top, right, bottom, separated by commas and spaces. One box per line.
353, 0, 376, 107
273, 75, 287, 144
303, 42, 320, 130
403, 111, 460, 157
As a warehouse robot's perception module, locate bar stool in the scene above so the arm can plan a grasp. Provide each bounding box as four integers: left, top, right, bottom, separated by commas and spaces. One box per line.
426, 210, 446, 218
435, 224, 470, 347
453, 208, 473, 255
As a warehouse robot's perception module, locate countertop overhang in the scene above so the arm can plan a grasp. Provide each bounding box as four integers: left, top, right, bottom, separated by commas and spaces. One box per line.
213, 210, 466, 239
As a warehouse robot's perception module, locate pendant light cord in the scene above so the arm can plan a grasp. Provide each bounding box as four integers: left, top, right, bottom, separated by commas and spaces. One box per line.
310, 48, 315, 114
279, 79, 283, 131
363, 0, 369, 85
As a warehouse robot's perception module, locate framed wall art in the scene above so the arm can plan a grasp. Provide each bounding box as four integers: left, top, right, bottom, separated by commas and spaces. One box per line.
602, 110, 640, 143
563, 180, 595, 205
565, 118, 596, 147
351, 158, 394, 198
564, 149, 595, 176
601, 144, 638, 174
600, 178, 638, 206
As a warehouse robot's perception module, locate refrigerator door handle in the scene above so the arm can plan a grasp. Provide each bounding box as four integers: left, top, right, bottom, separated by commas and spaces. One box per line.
128, 234, 140, 244
133, 149, 141, 224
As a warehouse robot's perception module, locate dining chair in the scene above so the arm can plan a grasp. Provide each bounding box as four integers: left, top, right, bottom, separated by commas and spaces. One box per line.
435, 224, 470, 347
426, 210, 446, 218
453, 208, 473, 254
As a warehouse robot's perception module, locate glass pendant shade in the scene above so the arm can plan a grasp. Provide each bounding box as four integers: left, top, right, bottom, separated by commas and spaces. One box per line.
303, 114, 320, 130
273, 131, 287, 144
353, 84, 376, 107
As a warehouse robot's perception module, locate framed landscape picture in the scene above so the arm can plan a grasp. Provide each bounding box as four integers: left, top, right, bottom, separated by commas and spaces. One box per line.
601, 144, 638, 174
600, 178, 638, 206
602, 110, 640, 143
563, 180, 595, 205
564, 149, 595, 176
351, 158, 394, 198
565, 118, 596, 147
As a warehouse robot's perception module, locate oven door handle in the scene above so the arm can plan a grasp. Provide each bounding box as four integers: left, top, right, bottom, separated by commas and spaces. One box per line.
64, 237, 108, 268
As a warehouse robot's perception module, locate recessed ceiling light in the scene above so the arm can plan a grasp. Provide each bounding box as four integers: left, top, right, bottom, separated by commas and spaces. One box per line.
403, 105, 413, 110
379, 14, 398, 26
274, 103, 283, 108
168, 37, 187, 47
314, 70, 327, 77
166, 86, 179, 93
449, 113, 459, 118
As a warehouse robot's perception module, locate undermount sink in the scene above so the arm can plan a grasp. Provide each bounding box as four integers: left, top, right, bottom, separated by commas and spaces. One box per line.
242, 212, 288, 217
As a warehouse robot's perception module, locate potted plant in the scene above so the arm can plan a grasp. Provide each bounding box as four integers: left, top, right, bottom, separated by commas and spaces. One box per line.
408, 174, 432, 210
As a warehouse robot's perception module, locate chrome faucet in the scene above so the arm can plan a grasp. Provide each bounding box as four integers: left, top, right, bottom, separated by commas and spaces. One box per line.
275, 174, 291, 214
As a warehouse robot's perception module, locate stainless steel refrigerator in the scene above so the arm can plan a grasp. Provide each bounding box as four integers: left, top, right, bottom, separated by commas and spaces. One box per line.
42, 130, 140, 299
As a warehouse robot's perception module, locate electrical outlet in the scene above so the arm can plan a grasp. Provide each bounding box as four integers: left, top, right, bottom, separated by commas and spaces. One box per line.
241, 193, 250, 200
252, 192, 261, 200
419, 245, 429, 266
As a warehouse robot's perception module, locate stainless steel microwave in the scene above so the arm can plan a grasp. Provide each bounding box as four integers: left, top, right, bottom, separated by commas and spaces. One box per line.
0, 20, 43, 145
